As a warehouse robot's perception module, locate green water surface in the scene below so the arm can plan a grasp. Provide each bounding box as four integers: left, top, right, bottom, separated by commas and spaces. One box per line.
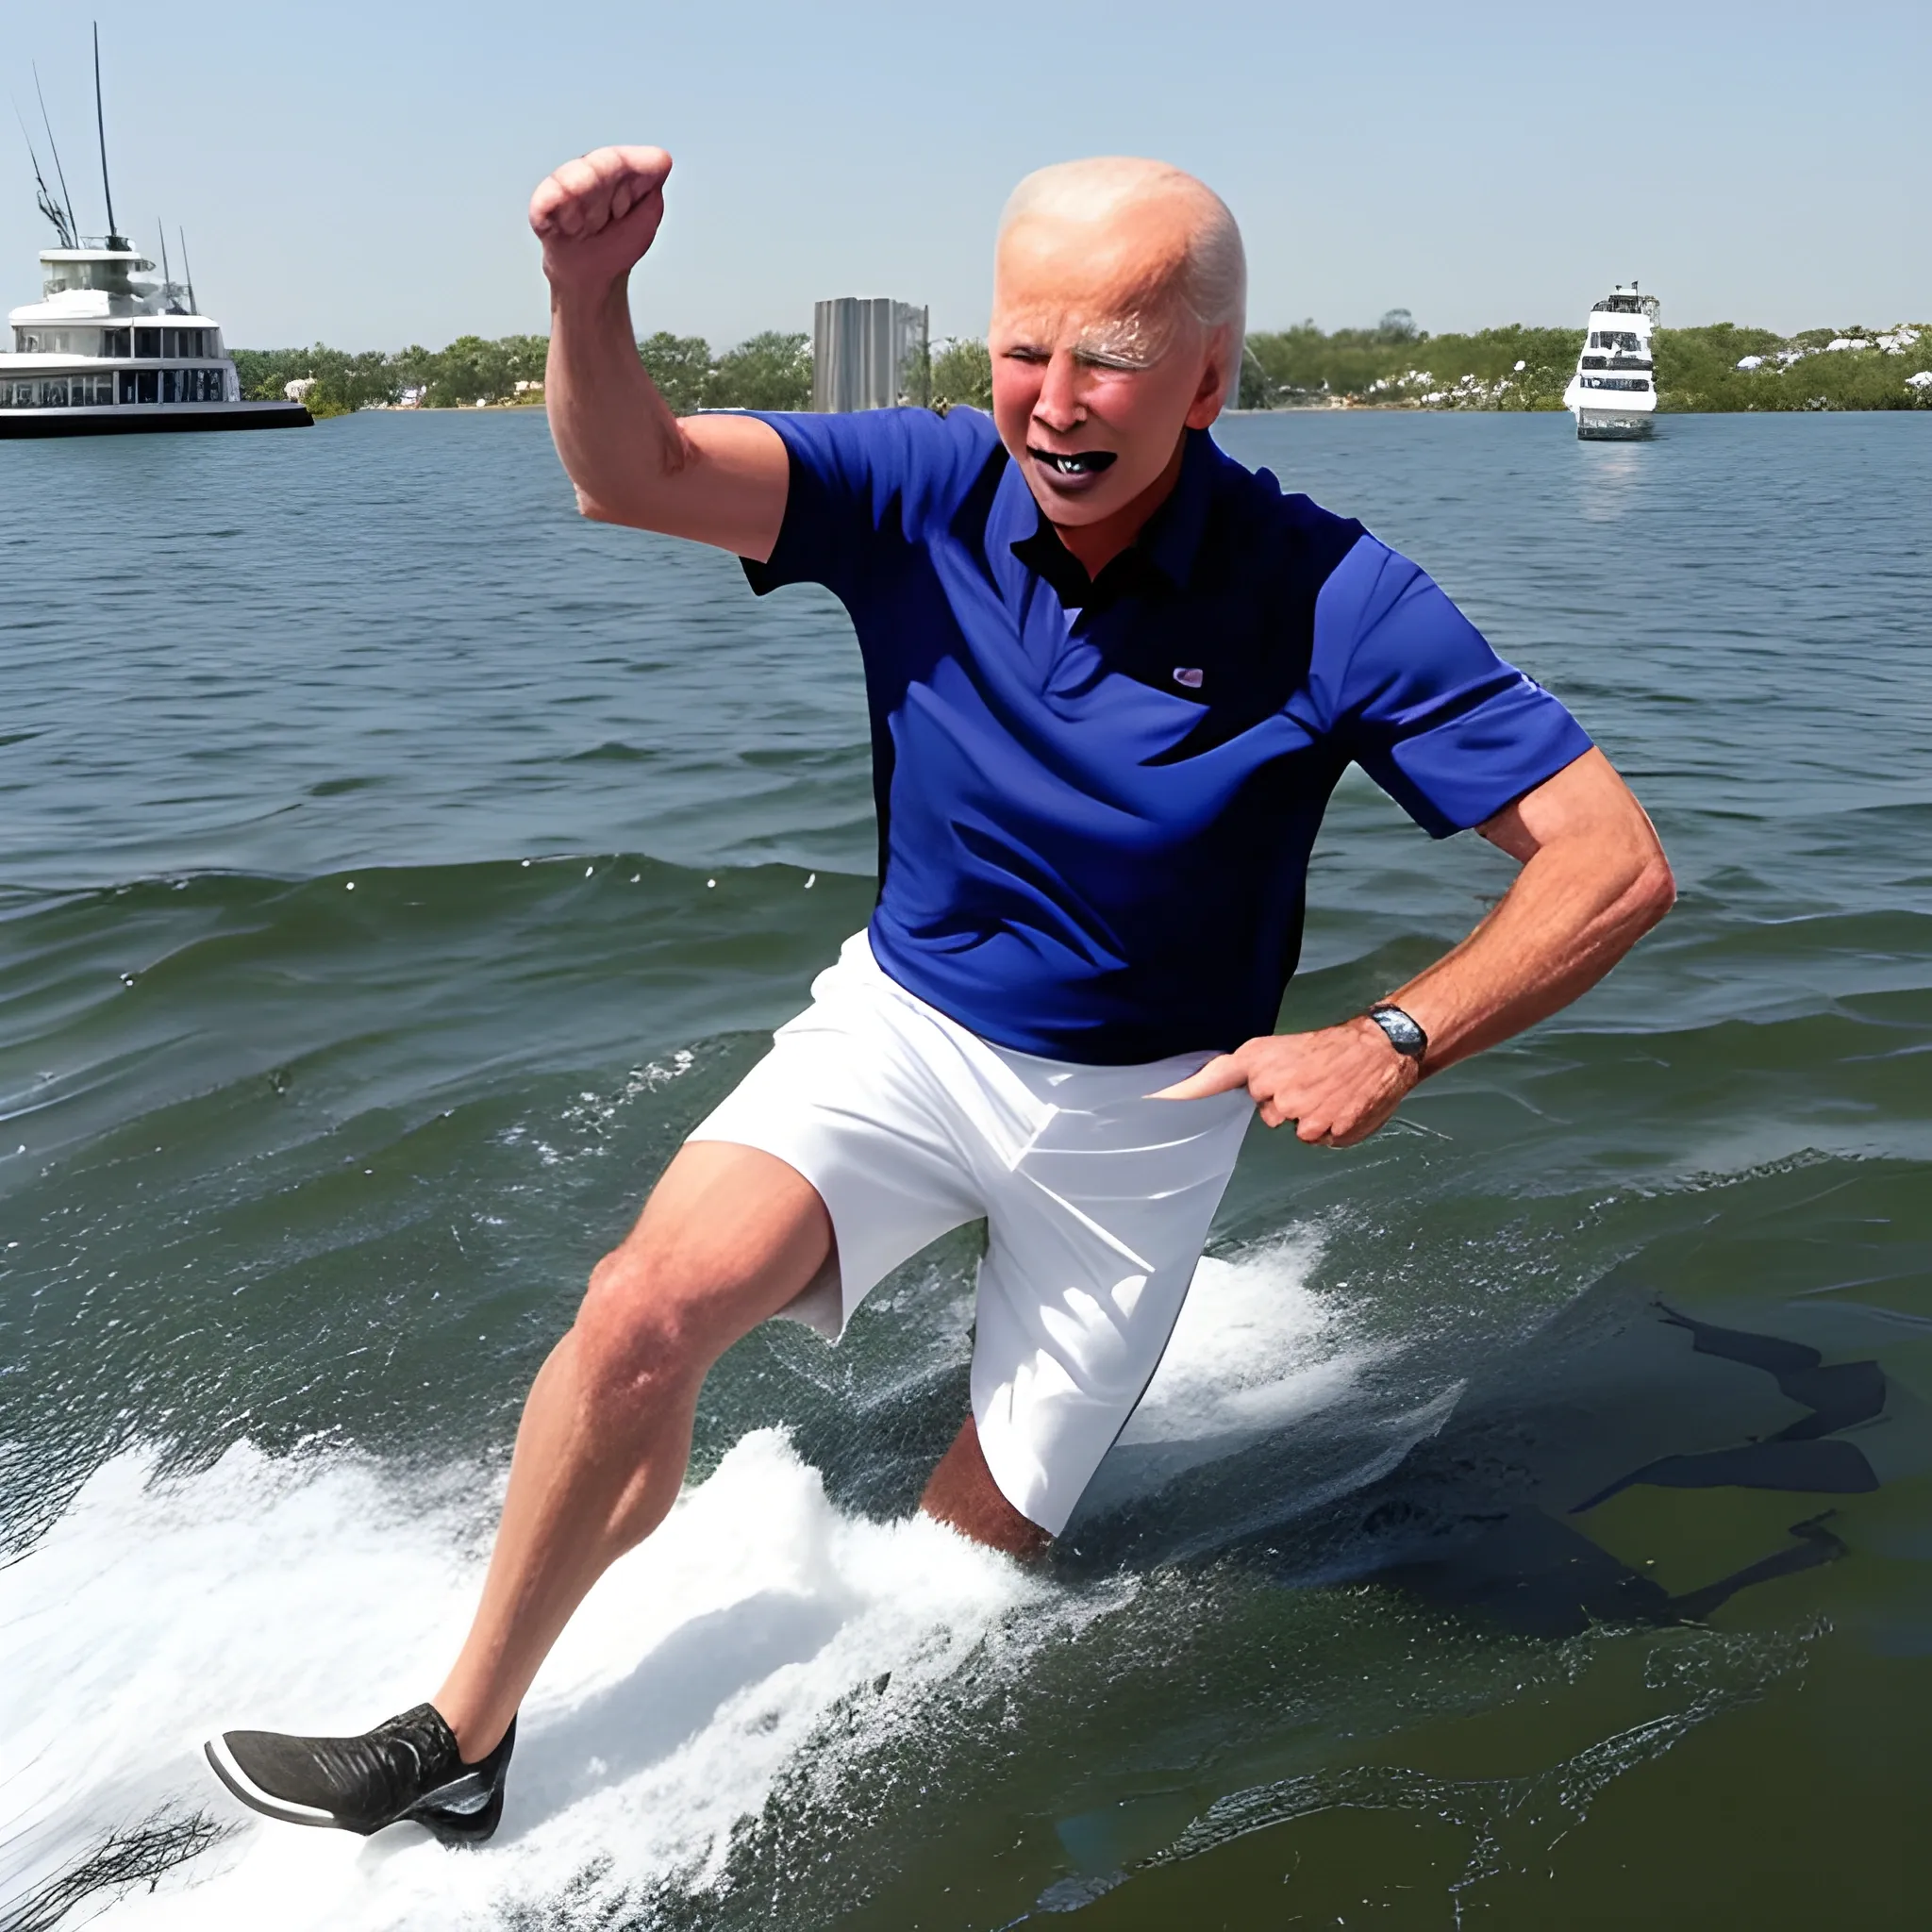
3, 409, 1929, 1929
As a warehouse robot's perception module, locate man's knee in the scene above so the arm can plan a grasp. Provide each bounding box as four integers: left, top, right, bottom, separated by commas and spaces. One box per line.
570, 1242, 718, 1413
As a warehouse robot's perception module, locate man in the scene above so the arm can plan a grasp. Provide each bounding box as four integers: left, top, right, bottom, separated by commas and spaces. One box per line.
205, 148, 1674, 1844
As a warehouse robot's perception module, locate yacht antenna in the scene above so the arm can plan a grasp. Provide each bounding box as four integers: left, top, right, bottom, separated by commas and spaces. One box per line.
158, 222, 175, 308
32, 65, 79, 242
92, 22, 125, 249
11, 98, 76, 247
179, 227, 197, 314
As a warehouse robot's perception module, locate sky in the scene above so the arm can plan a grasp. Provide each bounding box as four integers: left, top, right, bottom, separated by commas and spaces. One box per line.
6, 0, 1929, 351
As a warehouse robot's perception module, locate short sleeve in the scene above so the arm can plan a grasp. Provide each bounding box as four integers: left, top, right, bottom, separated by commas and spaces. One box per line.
1308, 536, 1593, 836
738, 408, 1000, 607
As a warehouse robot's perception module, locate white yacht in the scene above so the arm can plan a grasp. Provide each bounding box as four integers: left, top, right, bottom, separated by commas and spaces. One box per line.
1, 38, 308, 438
1562, 285, 1660, 441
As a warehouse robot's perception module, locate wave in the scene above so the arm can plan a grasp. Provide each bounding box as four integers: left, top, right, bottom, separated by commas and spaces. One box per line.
0, 1239, 1409, 1929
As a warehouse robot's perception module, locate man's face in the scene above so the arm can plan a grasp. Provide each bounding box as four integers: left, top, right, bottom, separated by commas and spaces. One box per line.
989, 205, 1229, 529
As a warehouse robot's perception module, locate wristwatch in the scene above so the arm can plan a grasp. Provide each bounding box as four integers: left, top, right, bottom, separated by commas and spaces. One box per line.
1366, 1003, 1428, 1062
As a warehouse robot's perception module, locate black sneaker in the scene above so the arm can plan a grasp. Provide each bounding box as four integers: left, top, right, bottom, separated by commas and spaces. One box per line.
205, 1704, 517, 1845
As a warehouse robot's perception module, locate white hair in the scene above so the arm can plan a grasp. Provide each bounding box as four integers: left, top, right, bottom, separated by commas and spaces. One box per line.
997, 157, 1247, 343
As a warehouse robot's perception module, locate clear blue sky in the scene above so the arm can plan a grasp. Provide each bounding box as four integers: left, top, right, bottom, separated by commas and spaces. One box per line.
8, 0, 1928, 350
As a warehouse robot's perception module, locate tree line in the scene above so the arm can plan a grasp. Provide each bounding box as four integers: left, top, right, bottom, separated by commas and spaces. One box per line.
232, 331, 816, 417
235, 314, 1932, 419
1237, 309, 1932, 411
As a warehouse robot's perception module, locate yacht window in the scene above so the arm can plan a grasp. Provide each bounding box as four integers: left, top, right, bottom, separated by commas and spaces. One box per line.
103, 327, 132, 358
5, 380, 37, 408
159, 368, 219, 404
135, 328, 160, 358
74, 374, 115, 405
137, 369, 159, 404
1581, 355, 1607, 369
119, 370, 140, 404
12, 326, 105, 355
41, 377, 70, 408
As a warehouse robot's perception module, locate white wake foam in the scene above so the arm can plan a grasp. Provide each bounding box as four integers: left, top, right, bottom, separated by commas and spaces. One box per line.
0, 1233, 1392, 1927
0, 1433, 1051, 1929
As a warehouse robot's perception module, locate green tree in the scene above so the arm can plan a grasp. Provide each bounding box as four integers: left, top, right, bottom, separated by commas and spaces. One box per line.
929, 337, 992, 410
230, 343, 398, 415
637, 332, 713, 413
418, 333, 546, 408
708, 330, 811, 410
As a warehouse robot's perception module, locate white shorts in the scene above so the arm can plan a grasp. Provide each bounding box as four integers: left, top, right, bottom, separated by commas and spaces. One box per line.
687, 931, 1254, 1535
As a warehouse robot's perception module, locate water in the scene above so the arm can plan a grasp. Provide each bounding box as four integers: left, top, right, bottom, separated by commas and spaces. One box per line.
2, 408, 1929, 1929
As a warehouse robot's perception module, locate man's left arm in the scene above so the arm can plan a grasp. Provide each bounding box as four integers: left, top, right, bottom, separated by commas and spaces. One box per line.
1155, 747, 1675, 1141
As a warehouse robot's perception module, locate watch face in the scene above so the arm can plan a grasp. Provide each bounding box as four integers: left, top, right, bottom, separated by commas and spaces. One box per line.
1371, 1007, 1426, 1056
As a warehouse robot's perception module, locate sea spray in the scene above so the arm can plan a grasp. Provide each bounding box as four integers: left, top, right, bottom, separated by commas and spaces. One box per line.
0, 1240, 1374, 1927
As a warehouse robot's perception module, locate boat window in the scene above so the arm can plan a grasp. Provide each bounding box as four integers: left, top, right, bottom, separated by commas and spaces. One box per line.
103, 327, 132, 358
11, 326, 109, 355
137, 369, 159, 404
39, 258, 140, 296
1590, 330, 1643, 353
159, 328, 209, 358
2, 376, 104, 408
158, 368, 225, 404
1581, 355, 1607, 369
135, 328, 161, 358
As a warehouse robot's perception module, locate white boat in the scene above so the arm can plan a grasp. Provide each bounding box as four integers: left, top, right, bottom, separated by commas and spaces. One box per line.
1562, 284, 1660, 441
0, 36, 308, 439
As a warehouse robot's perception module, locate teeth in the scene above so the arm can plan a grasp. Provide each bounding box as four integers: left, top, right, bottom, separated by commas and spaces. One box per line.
1027, 445, 1116, 477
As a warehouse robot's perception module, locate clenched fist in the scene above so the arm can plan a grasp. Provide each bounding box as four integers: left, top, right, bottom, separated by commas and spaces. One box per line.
1153, 1017, 1421, 1146
529, 146, 673, 294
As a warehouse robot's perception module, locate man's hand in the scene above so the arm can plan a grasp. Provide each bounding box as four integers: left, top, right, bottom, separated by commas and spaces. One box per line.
530, 146, 673, 296
533, 142, 789, 555
1152, 749, 1674, 1151
1153, 1018, 1419, 1145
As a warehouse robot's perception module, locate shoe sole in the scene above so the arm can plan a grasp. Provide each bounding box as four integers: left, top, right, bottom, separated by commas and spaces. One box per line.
204, 1735, 345, 1830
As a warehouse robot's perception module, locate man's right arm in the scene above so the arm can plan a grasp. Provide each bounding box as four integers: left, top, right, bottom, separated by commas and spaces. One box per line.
530, 146, 789, 562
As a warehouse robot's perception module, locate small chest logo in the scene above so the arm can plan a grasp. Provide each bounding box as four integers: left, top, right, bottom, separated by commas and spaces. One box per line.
1172, 666, 1205, 690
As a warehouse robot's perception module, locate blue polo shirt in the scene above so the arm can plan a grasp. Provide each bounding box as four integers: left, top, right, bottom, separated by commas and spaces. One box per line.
742, 408, 1591, 1065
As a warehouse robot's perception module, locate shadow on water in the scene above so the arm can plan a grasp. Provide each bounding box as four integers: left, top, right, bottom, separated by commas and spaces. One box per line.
1357, 1300, 1885, 1639
1062, 1276, 1906, 1645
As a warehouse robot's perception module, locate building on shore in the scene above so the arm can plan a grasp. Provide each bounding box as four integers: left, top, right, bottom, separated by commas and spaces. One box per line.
812, 298, 928, 411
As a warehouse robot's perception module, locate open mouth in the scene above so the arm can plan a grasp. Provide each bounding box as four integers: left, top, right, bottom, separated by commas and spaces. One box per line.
1027, 446, 1117, 478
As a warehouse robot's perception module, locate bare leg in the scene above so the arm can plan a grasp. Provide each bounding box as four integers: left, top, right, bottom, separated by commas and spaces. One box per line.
921, 1414, 1050, 1559
434, 1141, 831, 1759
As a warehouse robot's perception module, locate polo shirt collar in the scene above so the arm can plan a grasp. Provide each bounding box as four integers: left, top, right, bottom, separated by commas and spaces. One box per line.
1001, 426, 1221, 609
